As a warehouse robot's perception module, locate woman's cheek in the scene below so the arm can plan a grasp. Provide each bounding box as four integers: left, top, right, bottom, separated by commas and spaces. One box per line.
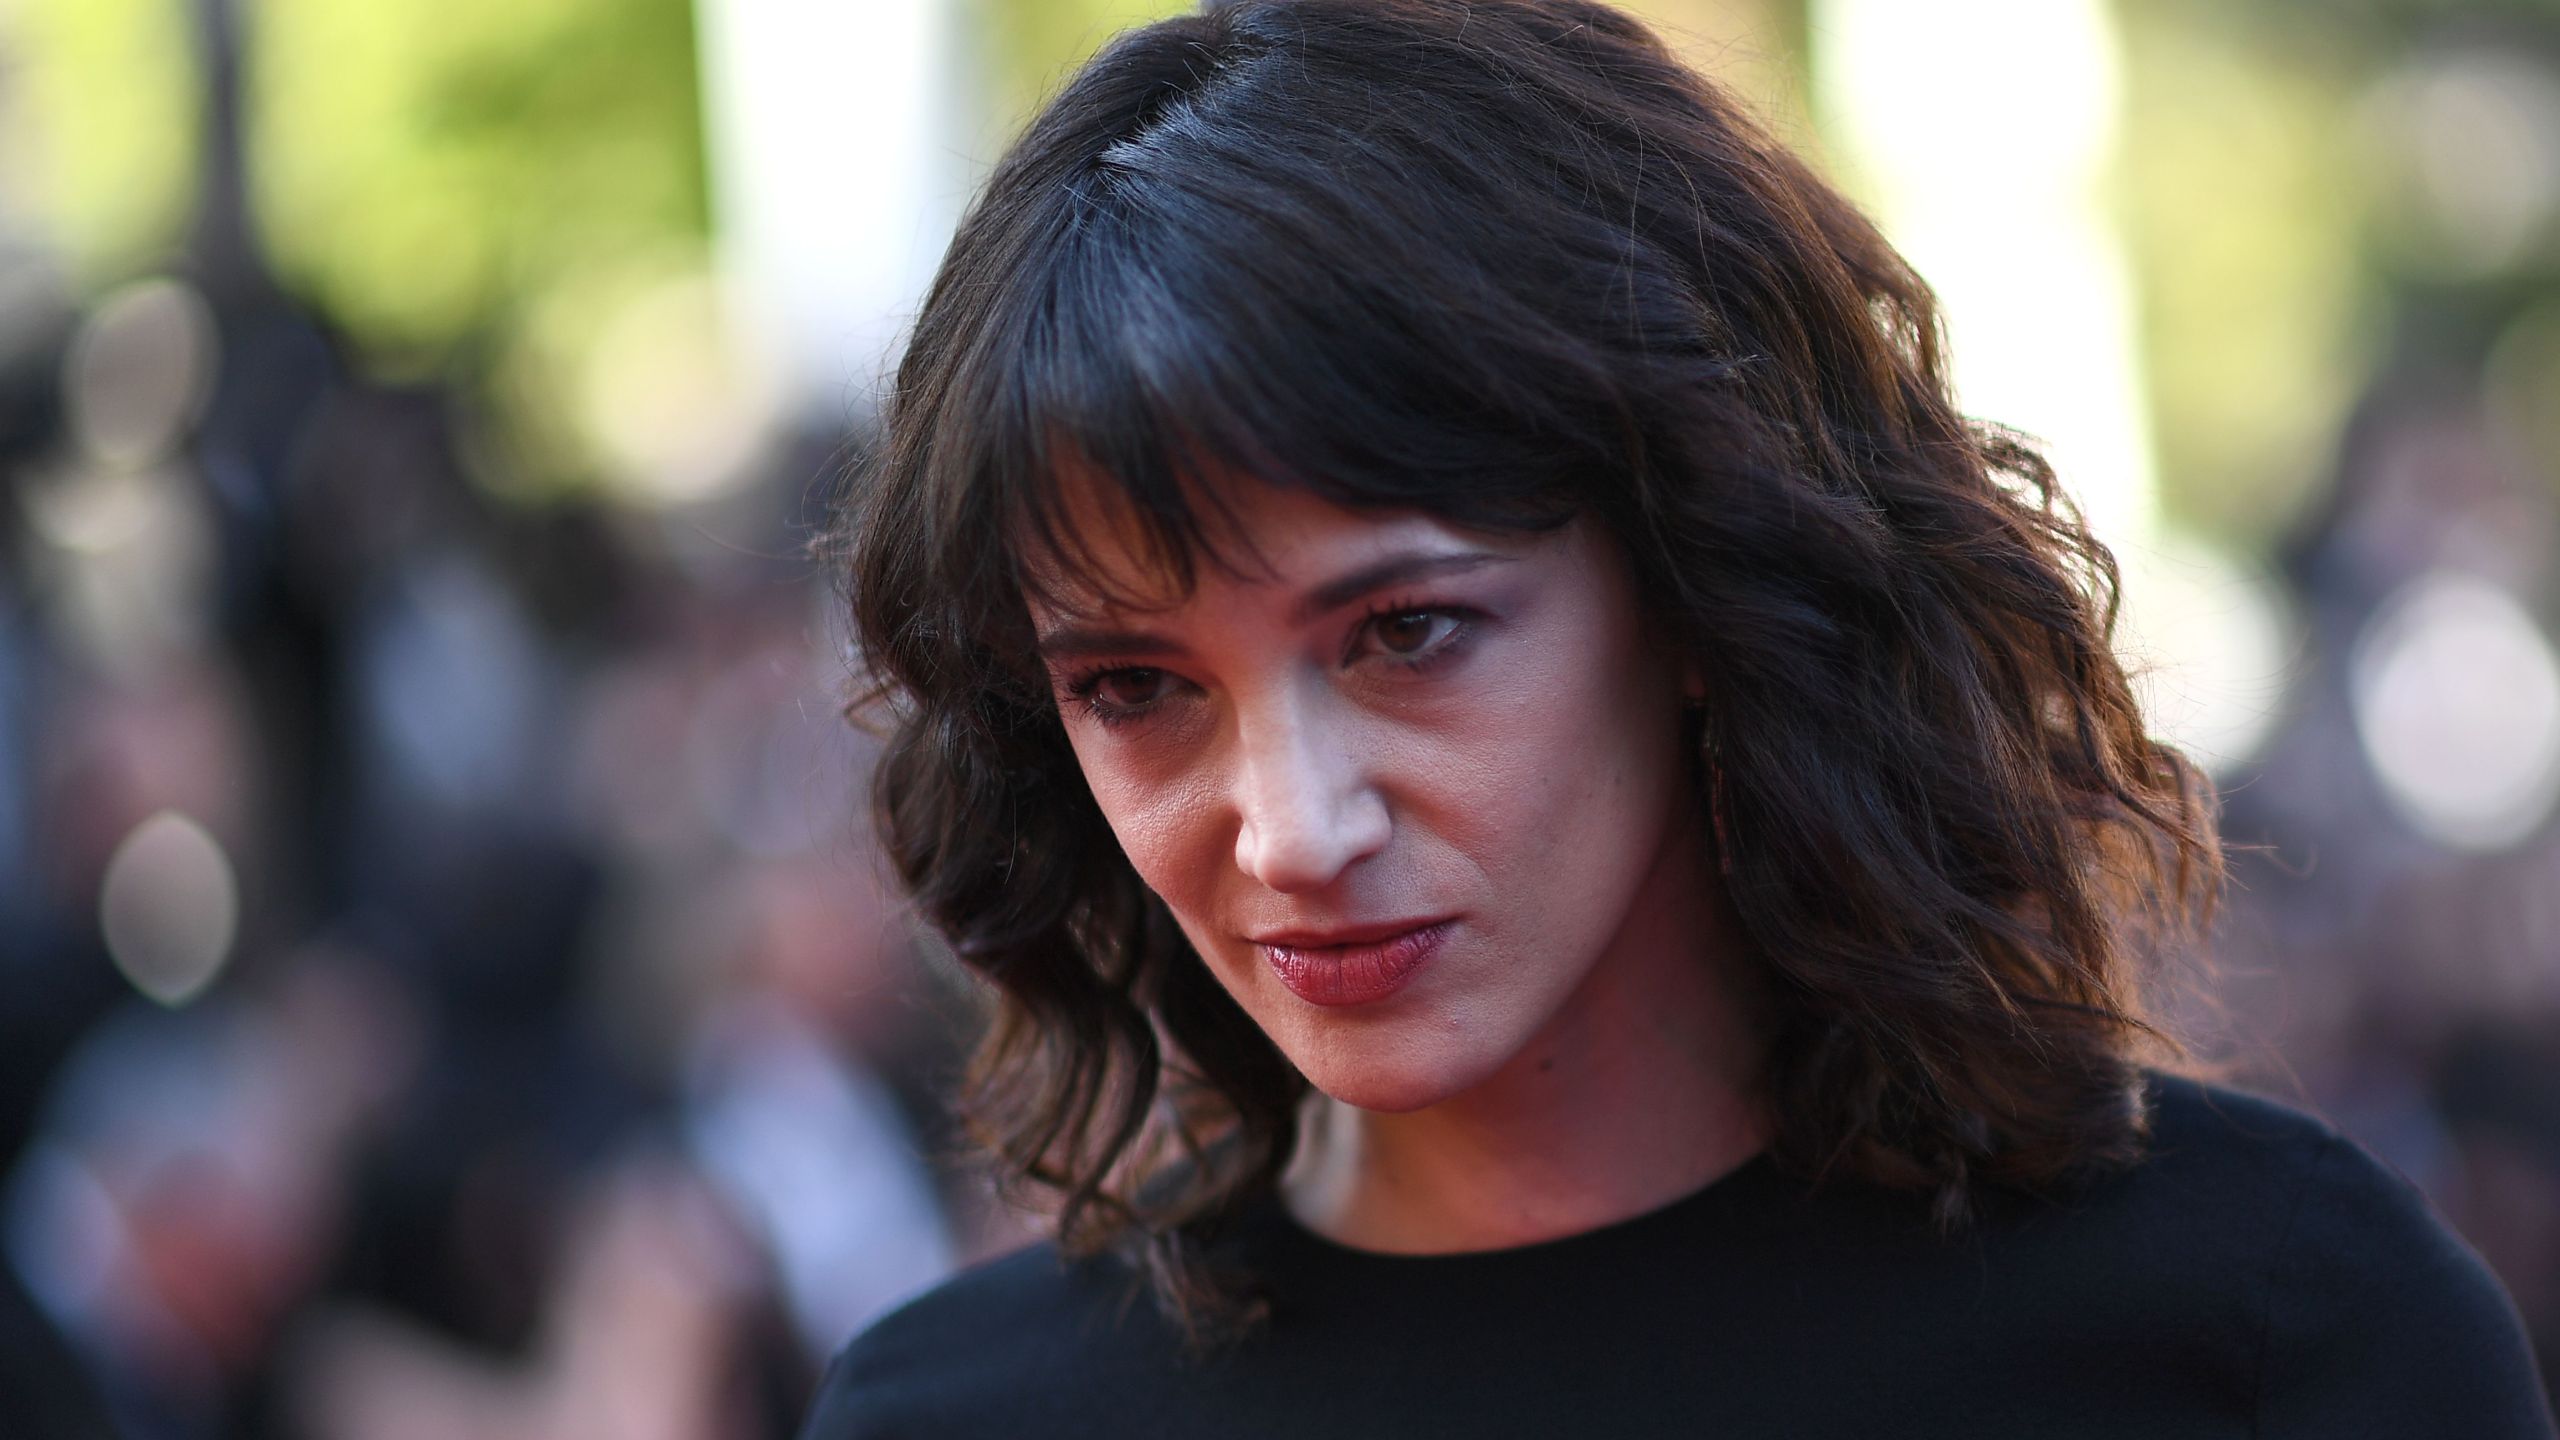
1086, 760, 1228, 912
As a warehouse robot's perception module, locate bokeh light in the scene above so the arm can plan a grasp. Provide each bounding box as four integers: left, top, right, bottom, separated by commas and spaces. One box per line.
63, 276, 215, 467
2119, 537, 2295, 777
97, 809, 240, 1006
2363, 46, 2560, 280
2352, 571, 2560, 852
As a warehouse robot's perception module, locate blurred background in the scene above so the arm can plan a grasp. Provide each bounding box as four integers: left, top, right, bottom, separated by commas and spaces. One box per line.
1, 0, 2555, 1433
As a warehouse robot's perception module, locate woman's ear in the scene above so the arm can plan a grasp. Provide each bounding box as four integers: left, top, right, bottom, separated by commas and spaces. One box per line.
1680, 658, 1707, 707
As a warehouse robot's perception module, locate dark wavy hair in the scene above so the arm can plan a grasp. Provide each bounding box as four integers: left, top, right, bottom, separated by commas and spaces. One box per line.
834, 0, 2220, 1329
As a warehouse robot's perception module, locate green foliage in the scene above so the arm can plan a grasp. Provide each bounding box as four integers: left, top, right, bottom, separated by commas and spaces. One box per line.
2115, 0, 2378, 543
1, 0, 199, 283
963, 0, 1193, 123
248, 0, 711, 377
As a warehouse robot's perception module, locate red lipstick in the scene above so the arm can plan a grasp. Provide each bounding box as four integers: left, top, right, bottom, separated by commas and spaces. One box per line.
1257, 921, 1452, 1007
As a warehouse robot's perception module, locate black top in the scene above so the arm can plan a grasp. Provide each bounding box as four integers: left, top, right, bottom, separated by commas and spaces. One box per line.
800, 1076, 2556, 1438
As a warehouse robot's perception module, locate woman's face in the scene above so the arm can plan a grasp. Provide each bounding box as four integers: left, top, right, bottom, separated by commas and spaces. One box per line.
1029, 476, 1714, 1113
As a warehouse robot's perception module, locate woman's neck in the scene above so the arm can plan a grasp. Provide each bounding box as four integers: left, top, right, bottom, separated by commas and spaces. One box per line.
1280, 843, 1768, 1255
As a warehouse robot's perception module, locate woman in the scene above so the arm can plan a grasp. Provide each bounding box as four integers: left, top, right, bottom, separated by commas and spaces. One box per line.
802, 1, 2556, 1434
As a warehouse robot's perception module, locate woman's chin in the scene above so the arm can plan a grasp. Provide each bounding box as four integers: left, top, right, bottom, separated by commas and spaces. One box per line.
1293, 1046, 1504, 1116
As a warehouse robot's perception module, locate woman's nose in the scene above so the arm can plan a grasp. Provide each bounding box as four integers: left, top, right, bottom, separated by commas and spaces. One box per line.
1230, 700, 1390, 894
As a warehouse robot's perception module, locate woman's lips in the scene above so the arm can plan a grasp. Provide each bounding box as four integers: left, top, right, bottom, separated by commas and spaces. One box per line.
1258, 921, 1453, 1007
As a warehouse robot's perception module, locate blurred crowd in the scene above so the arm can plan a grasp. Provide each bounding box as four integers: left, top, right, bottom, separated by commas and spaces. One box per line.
4, 0, 2559, 1435
0, 257, 1013, 1435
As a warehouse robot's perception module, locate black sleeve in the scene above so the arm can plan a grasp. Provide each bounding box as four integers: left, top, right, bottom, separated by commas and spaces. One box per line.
2257, 1131, 2556, 1438
796, 1339, 893, 1440
799, 1308, 976, 1440
793, 1246, 1119, 1440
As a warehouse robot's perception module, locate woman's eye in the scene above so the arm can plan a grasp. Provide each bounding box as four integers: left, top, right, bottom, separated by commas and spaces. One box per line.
1059, 665, 1188, 728
1090, 667, 1172, 708
1361, 610, 1465, 661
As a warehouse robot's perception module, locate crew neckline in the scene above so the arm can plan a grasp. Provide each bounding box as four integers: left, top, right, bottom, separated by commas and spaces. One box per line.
1246, 1146, 1781, 1268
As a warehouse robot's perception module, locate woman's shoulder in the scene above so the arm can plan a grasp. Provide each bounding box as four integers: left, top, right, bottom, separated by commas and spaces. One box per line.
2121, 1070, 2466, 1255
795, 1239, 1170, 1440
2085, 1073, 2485, 1305
2090, 1071, 2552, 1434
2121, 1069, 2365, 1208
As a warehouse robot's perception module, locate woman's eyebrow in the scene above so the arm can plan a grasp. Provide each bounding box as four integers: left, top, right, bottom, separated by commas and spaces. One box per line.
1032, 550, 1514, 664
1288, 549, 1514, 625
1032, 624, 1188, 665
